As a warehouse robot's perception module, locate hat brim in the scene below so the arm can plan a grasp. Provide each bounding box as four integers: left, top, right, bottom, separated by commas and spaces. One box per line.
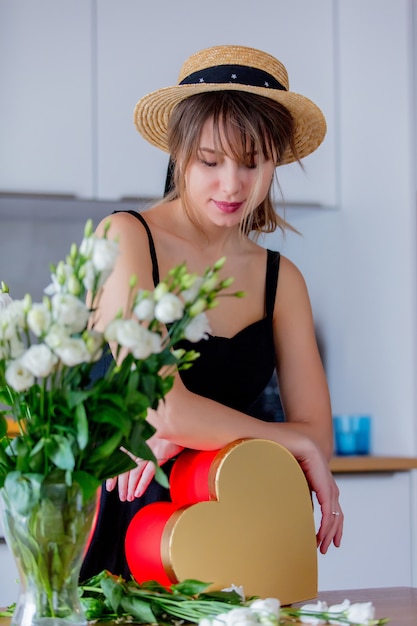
134, 83, 327, 166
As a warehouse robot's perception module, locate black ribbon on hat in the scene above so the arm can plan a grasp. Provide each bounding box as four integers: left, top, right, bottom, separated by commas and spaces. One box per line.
179, 64, 286, 90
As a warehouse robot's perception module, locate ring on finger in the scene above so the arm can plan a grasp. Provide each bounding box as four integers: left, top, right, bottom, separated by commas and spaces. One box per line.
331, 511, 340, 516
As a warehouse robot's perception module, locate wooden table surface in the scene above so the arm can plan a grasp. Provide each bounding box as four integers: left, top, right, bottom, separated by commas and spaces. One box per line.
1, 587, 415, 625
297, 586, 417, 625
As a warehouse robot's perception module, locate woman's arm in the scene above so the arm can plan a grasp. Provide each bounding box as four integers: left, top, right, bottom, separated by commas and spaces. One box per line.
273, 256, 333, 460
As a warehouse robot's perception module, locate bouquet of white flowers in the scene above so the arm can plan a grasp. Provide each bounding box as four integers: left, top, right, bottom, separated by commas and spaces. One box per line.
0, 218, 239, 502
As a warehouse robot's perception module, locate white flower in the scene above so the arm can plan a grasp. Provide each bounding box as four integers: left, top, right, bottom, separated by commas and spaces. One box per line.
299, 601, 328, 625
79, 259, 97, 290
133, 292, 155, 321
153, 282, 169, 301
250, 598, 280, 624
27, 303, 52, 337
105, 319, 142, 349
79, 236, 95, 258
84, 329, 104, 362
0, 291, 12, 311
1, 300, 27, 336
223, 607, 259, 626
182, 276, 204, 302
5, 359, 35, 391
345, 602, 375, 625
104, 319, 160, 360
91, 238, 119, 273
44, 262, 74, 295
327, 599, 351, 625
44, 324, 71, 350
51, 293, 90, 334
132, 328, 161, 359
200, 608, 259, 626
183, 312, 211, 342
188, 297, 207, 317
154, 293, 184, 323
221, 585, 246, 601
20, 344, 58, 378
54, 337, 91, 366
8, 335, 25, 359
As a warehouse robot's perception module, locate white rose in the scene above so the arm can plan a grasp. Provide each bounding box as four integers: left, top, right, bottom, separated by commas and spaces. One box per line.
183, 312, 211, 342
345, 602, 375, 625
91, 238, 119, 273
250, 598, 280, 623
54, 337, 91, 366
0, 292, 12, 311
21, 344, 58, 378
5, 359, 35, 392
51, 293, 90, 334
27, 303, 52, 337
133, 293, 155, 321
299, 601, 328, 625
154, 293, 184, 323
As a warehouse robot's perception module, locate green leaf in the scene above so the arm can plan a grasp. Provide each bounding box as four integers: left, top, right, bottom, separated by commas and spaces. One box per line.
171, 579, 212, 596
120, 595, 158, 624
72, 470, 101, 502
87, 431, 124, 463
79, 597, 106, 620
46, 435, 75, 471
3, 472, 43, 514
0, 415, 8, 438
100, 572, 125, 614
154, 465, 169, 489
74, 403, 89, 450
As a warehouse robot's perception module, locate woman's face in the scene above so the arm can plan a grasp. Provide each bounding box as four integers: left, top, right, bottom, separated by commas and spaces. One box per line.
183, 118, 275, 228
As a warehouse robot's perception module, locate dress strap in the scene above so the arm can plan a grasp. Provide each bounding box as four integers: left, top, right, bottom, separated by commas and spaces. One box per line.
113, 210, 160, 286
265, 249, 280, 318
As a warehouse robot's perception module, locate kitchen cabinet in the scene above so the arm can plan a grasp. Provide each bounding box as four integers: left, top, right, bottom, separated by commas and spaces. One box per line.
0, 1, 94, 197
0, 1, 337, 206
315, 471, 415, 590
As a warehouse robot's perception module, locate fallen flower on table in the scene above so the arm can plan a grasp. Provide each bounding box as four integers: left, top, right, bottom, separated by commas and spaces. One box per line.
0, 571, 391, 625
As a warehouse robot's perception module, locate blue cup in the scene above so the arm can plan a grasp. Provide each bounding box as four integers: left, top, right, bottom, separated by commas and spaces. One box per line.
333, 415, 372, 456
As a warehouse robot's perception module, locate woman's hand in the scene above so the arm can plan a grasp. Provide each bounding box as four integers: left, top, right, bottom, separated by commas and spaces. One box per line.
106, 435, 184, 502
295, 441, 343, 553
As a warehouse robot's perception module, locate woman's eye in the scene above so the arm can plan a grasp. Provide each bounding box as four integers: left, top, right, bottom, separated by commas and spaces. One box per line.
201, 159, 217, 167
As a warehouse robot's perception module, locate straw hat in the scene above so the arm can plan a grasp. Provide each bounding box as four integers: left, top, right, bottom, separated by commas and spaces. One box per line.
134, 45, 326, 166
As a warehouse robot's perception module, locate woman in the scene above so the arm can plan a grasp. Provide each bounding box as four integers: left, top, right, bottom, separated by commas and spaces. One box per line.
80, 44, 343, 581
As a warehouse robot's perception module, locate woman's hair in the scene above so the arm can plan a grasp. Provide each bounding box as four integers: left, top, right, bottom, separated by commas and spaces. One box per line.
161, 91, 300, 237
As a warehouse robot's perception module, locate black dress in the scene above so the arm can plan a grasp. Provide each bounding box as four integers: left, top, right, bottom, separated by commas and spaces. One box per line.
80, 211, 281, 581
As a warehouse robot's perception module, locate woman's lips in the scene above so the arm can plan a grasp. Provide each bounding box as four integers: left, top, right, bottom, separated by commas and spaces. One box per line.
213, 201, 243, 214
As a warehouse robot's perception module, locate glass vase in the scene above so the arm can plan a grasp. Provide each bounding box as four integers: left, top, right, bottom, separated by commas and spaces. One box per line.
0, 479, 98, 626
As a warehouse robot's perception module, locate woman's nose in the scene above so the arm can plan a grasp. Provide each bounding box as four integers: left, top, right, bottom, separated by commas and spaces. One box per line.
220, 162, 241, 195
